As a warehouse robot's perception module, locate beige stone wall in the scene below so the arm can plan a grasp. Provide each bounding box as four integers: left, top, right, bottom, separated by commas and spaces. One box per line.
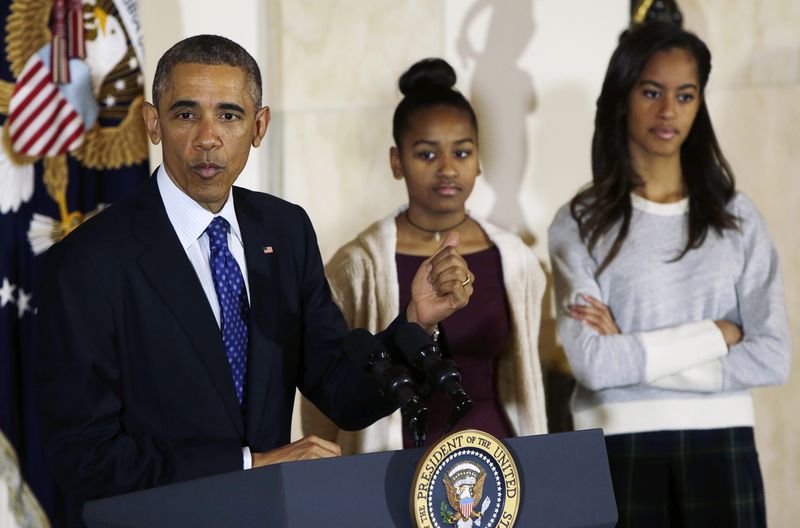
271, 1, 446, 260
684, 3, 800, 525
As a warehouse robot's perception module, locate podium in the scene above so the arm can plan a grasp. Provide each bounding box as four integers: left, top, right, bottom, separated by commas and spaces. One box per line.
84, 429, 617, 527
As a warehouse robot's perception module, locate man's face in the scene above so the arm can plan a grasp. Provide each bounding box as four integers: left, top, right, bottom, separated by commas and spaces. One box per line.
143, 63, 269, 212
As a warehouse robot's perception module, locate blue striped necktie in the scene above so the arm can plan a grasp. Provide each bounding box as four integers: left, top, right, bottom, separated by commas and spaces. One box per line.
206, 216, 249, 406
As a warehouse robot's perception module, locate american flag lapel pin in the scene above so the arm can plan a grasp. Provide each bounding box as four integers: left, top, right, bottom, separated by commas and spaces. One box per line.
263, 246, 274, 254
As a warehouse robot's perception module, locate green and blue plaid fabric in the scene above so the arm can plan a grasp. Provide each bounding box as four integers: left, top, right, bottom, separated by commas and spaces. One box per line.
605, 427, 766, 527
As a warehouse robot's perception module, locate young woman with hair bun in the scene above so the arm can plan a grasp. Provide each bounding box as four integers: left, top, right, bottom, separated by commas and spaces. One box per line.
302, 57, 548, 452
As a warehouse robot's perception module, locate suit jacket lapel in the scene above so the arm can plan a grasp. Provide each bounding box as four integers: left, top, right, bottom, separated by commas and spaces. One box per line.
132, 178, 245, 437
234, 187, 281, 444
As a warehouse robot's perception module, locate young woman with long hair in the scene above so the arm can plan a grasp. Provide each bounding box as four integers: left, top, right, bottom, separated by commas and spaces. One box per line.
548, 22, 790, 526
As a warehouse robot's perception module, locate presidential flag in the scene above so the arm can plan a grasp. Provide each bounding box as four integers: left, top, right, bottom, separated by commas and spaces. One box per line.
0, 1, 148, 525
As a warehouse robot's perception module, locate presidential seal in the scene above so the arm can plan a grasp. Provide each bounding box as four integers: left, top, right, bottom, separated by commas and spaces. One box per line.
411, 429, 520, 528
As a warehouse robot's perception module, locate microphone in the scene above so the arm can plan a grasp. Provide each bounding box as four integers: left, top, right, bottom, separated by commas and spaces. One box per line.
395, 323, 473, 436
343, 328, 428, 447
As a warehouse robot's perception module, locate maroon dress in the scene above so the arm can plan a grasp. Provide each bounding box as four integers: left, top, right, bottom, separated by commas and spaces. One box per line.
397, 246, 514, 448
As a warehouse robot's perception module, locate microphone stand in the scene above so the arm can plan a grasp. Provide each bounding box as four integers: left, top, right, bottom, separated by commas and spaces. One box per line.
344, 328, 429, 447
396, 324, 473, 440
400, 395, 428, 448
442, 389, 472, 435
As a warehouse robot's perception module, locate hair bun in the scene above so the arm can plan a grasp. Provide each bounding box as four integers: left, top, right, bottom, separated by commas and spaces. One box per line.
398, 58, 457, 96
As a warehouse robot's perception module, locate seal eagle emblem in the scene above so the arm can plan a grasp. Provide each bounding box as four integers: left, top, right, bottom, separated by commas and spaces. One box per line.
444, 462, 490, 526
411, 429, 521, 528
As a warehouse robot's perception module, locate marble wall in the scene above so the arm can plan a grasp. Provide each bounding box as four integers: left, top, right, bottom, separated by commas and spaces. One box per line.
273, 1, 447, 259
684, 3, 800, 525
142, 1, 798, 524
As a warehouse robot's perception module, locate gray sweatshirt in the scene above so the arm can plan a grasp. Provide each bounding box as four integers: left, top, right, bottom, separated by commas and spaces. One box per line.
548, 192, 791, 435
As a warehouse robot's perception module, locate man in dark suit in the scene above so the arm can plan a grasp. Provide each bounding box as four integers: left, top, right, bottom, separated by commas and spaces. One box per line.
35, 35, 474, 504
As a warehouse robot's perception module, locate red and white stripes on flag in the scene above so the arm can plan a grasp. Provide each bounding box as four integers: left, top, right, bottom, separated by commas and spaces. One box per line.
460, 498, 474, 519
7, 55, 85, 157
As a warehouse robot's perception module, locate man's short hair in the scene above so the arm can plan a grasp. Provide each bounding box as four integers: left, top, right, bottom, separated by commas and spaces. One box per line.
152, 34, 263, 109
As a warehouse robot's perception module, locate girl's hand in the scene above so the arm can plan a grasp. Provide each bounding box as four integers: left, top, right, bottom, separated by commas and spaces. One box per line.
714, 320, 743, 347
569, 294, 620, 335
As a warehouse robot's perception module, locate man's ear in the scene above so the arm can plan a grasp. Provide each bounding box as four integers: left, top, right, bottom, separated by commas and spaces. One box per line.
142, 102, 161, 145
390, 146, 404, 180
251, 106, 271, 148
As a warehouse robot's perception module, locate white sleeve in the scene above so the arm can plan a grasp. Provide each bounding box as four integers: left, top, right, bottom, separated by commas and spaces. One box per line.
639, 319, 728, 390
242, 446, 252, 470
649, 358, 725, 392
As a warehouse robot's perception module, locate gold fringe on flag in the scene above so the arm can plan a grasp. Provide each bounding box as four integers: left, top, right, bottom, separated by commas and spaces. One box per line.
50, 0, 70, 84
67, 0, 86, 59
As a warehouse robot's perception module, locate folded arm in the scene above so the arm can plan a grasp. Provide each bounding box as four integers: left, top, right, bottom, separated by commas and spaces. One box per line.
548, 201, 791, 394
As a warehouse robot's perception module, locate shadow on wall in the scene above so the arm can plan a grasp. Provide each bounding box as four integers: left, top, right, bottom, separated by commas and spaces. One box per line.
456, 0, 536, 240
455, 0, 584, 432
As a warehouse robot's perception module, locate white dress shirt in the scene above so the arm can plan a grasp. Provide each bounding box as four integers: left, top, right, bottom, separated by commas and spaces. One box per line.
156, 165, 253, 469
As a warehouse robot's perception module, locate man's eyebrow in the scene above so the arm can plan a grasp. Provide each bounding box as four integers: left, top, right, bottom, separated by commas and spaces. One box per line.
169, 100, 198, 111
217, 103, 246, 114
167, 101, 248, 113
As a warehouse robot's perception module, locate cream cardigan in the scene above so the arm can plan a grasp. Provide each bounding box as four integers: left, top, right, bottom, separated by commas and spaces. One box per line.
301, 211, 548, 454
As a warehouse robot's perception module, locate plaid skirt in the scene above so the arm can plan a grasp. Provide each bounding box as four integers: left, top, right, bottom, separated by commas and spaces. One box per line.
604, 427, 766, 528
